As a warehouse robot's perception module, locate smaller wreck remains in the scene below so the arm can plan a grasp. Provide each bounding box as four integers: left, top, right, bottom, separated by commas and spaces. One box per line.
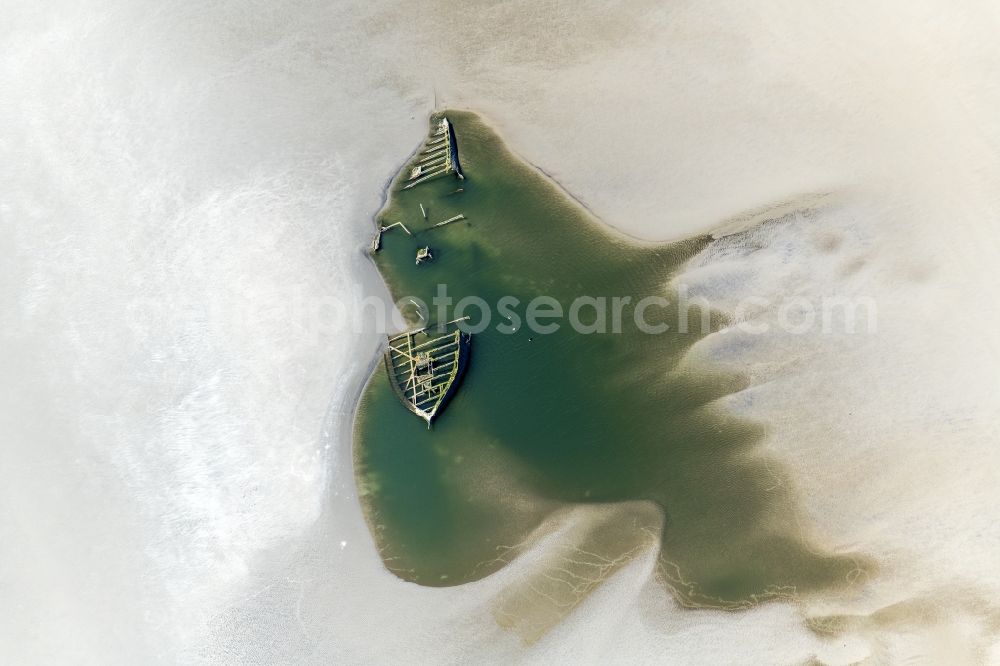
403, 117, 465, 189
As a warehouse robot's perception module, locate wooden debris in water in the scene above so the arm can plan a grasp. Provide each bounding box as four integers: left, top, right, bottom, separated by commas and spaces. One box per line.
420, 203, 427, 219
432, 214, 466, 228
371, 221, 412, 252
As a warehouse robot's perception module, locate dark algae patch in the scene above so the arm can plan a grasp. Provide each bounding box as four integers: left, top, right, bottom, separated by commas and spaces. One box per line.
354, 111, 868, 609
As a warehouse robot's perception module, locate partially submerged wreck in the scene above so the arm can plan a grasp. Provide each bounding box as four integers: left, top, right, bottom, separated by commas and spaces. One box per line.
384, 318, 471, 426
403, 117, 465, 189
370, 116, 467, 254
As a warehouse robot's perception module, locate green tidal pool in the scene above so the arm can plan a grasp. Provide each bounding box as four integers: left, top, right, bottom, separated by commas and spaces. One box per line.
353, 111, 867, 609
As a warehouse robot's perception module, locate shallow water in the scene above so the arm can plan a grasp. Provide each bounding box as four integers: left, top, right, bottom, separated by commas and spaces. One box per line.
354, 111, 867, 608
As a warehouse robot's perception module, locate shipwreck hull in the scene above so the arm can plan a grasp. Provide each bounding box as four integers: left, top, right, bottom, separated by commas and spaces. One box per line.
384, 325, 471, 426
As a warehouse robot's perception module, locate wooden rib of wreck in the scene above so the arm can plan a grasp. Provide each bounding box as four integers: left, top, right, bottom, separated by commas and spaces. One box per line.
384, 318, 471, 426
403, 117, 465, 190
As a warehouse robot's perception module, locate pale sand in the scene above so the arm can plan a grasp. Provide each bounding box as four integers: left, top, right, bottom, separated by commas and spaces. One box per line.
2, 0, 1000, 663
